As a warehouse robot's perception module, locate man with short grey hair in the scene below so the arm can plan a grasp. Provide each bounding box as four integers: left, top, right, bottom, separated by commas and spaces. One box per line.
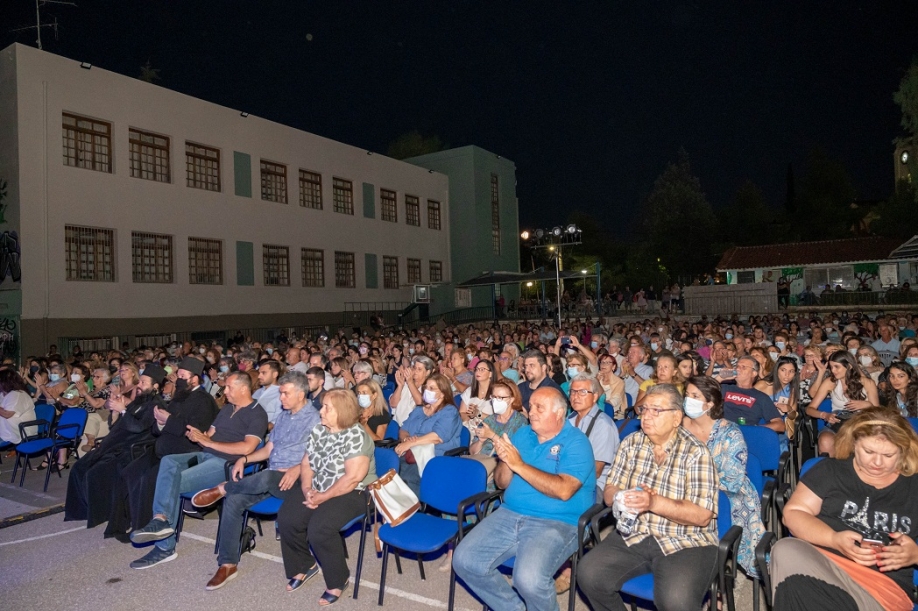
567, 374, 619, 501
722, 356, 784, 432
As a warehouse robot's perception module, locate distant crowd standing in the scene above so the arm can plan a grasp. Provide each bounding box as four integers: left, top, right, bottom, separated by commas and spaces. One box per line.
2, 308, 918, 609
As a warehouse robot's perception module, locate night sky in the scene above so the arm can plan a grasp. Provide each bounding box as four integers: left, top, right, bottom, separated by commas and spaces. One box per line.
4, 1, 917, 238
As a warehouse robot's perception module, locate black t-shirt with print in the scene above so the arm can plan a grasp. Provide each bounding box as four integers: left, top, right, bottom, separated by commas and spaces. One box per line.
803, 457, 918, 595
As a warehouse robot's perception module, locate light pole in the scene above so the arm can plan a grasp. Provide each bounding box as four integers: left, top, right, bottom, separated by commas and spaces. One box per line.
520, 224, 582, 327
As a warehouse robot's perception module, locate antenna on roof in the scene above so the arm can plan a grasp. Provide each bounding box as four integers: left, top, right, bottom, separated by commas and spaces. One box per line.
10, 0, 76, 50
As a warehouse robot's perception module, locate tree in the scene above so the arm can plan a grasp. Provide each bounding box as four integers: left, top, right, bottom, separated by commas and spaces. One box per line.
894, 60, 918, 137
639, 150, 718, 278
386, 131, 446, 160
795, 148, 859, 240
139, 61, 161, 83
871, 181, 918, 239
717, 180, 775, 247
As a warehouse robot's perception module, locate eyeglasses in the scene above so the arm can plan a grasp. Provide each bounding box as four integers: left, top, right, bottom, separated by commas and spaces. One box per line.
599, 360, 614, 366
642, 407, 679, 417
491, 395, 512, 400
570, 389, 595, 396
474, 367, 490, 373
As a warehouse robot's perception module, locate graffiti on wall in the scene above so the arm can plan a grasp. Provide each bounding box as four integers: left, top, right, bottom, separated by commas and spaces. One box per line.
0, 317, 18, 362
0, 231, 21, 284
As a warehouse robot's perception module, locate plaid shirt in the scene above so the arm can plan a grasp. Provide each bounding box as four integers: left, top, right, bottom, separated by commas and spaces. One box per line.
607, 426, 719, 554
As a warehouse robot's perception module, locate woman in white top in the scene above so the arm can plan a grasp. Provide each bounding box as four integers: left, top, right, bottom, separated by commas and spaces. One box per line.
0, 370, 37, 445
459, 360, 497, 427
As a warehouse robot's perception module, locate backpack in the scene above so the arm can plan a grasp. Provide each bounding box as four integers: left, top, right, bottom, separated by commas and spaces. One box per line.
240, 525, 257, 554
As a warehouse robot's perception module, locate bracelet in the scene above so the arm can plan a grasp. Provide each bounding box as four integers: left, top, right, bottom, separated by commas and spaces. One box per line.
243, 456, 248, 464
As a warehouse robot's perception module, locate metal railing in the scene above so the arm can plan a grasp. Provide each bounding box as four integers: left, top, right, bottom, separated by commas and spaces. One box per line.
792, 290, 918, 308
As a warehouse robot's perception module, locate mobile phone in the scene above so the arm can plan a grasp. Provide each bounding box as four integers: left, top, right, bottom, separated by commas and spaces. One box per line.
861, 533, 890, 549
778, 396, 789, 405
561, 337, 570, 345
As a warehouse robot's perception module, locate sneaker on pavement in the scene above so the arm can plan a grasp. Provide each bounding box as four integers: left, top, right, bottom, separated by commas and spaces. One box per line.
206, 565, 238, 590
130, 518, 174, 544
130, 546, 177, 570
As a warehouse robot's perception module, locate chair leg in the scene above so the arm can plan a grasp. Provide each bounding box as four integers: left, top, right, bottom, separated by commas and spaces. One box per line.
568, 552, 578, 611
214, 504, 222, 554
753, 579, 760, 611
448, 566, 457, 611
378, 543, 389, 605
353, 518, 368, 600
11, 453, 21, 484
43, 452, 53, 492
394, 550, 402, 574
417, 555, 426, 580
175, 502, 186, 544
255, 516, 263, 537
238, 510, 250, 560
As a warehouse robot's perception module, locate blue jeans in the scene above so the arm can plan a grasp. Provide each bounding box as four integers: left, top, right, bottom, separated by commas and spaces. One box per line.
453, 507, 579, 611
152, 451, 227, 552
216, 469, 284, 565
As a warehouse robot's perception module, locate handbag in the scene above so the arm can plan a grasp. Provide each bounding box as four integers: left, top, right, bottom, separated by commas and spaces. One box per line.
368, 468, 420, 527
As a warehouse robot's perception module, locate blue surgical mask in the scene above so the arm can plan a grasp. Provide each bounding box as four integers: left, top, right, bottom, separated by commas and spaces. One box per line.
49, 373, 61, 382
683, 396, 709, 419
266, 348, 273, 355
650, 342, 659, 351
219, 365, 230, 373
567, 367, 580, 379
358, 394, 372, 408
907, 357, 918, 368
725, 333, 733, 340
775, 341, 786, 351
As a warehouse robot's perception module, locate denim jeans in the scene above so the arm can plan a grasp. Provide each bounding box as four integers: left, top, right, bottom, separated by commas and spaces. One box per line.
152, 451, 227, 552
216, 469, 284, 566
452, 507, 579, 611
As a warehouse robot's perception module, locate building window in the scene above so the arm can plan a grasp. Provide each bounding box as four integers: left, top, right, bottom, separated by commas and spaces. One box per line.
407, 258, 421, 284
65, 225, 115, 281
335, 251, 355, 288
381, 189, 398, 222
383, 256, 400, 289
490, 174, 501, 255
188, 237, 223, 285
301, 248, 325, 287
260, 160, 288, 203
263, 244, 290, 286
129, 128, 170, 182
406, 195, 420, 226
299, 170, 322, 209
332, 177, 354, 214
427, 200, 441, 230
131, 231, 174, 283
62, 112, 112, 173
186, 142, 221, 191
429, 260, 443, 283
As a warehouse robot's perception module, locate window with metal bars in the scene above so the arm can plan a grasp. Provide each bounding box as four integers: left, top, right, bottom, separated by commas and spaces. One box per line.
332, 177, 354, 214
185, 142, 221, 191
263, 244, 290, 286
299, 170, 322, 209
131, 232, 174, 283
429, 260, 443, 283
65, 225, 116, 282
188, 237, 223, 285
62, 113, 112, 173
491, 174, 501, 254
407, 258, 421, 284
129, 128, 170, 182
301, 248, 324, 287
383, 256, 399, 289
405, 195, 420, 226
381, 189, 398, 222
261, 160, 288, 203
335, 251, 355, 288
427, 200, 441, 230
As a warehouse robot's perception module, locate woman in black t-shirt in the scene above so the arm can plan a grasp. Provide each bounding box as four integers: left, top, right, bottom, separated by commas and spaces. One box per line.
355, 380, 391, 441
770, 407, 918, 611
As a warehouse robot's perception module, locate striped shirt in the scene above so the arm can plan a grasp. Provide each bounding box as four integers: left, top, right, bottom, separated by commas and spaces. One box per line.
607, 426, 719, 554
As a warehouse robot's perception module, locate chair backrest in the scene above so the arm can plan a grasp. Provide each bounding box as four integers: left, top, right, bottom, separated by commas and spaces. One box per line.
374, 447, 399, 476
419, 456, 487, 514
459, 426, 471, 447
627, 393, 634, 409
384, 419, 400, 441
799, 457, 824, 479
382, 382, 396, 403
619, 418, 641, 439
33, 403, 56, 436
55, 408, 88, 439
603, 402, 617, 421
453, 394, 462, 407
739, 425, 781, 473
908, 418, 918, 435
717, 490, 733, 539
745, 453, 765, 499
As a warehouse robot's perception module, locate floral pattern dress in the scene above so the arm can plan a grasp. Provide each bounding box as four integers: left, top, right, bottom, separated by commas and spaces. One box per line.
706, 418, 766, 577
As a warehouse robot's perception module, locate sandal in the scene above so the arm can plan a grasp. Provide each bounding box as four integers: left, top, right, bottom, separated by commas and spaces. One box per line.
286, 563, 320, 592
31, 460, 49, 471
319, 580, 350, 606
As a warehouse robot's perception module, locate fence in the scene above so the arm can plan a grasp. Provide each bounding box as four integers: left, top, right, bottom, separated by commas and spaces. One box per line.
683, 283, 779, 315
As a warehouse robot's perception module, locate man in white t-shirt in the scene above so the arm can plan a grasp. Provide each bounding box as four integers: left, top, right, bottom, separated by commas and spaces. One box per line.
872, 323, 901, 367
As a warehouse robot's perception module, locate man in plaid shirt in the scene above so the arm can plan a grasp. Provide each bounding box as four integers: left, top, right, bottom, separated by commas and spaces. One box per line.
578, 383, 720, 611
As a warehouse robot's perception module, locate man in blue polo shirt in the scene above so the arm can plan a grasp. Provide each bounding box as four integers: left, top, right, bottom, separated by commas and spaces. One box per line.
453, 387, 595, 611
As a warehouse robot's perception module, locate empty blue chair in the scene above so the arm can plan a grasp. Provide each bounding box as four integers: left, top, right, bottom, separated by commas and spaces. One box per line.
740, 425, 788, 532
10, 403, 57, 490
53, 408, 88, 458
377, 456, 487, 606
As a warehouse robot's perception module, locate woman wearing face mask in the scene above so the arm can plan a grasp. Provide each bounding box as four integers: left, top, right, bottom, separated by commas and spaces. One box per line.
560, 353, 590, 396
855, 346, 884, 383
883, 362, 918, 418
681, 376, 765, 578
468, 381, 527, 479
207, 357, 236, 405
355, 380, 391, 441
395, 373, 462, 495
37, 363, 69, 405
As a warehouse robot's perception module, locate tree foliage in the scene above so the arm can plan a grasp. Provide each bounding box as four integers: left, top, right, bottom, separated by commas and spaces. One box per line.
794, 148, 859, 240
386, 131, 446, 160
894, 60, 918, 137
872, 181, 918, 239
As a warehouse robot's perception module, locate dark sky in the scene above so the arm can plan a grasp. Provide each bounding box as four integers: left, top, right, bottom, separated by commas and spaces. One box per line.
5, 1, 917, 238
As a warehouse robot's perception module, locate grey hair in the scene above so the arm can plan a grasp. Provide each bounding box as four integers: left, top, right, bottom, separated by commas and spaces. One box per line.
738, 355, 760, 374
93, 368, 112, 383
570, 373, 602, 396
412, 355, 436, 372
352, 360, 373, 376
503, 343, 520, 359
278, 370, 310, 395
644, 383, 684, 411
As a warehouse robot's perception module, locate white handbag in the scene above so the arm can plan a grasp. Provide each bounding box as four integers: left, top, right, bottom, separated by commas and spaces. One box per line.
368, 468, 421, 527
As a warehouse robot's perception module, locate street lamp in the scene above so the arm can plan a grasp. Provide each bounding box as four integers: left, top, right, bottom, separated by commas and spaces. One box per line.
520, 223, 582, 326
520, 230, 530, 241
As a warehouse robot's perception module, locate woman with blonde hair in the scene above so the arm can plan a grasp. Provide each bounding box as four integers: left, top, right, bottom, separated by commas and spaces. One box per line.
634, 354, 683, 411
771, 408, 918, 611
354, 379, 391, 441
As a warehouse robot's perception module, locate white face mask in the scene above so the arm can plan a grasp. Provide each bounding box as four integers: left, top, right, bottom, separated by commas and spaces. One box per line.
422, 389, 439, 405
848, 348, 858, 356
70, 373, 82, 383
769, 352, 779, 362
859, 356, 873, 367
683, 396, 709, 419
491, 398, 509, 415
357, 394, 372, 408
198, 348, 206, 355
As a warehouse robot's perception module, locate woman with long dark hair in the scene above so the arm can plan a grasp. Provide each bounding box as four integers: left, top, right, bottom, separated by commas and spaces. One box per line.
884, 362, 918, 418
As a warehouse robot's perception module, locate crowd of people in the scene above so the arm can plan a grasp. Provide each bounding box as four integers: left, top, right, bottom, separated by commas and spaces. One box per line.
3, 308, 918, 609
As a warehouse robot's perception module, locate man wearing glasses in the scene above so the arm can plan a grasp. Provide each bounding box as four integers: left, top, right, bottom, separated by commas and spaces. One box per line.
567, 374, 619, 501
578, 384, 719, 611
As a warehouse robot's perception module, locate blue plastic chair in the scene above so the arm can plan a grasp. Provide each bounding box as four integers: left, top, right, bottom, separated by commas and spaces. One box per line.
382, 381, 396, 403
384, 420, 400, 441
618, 491, 742, 611
10, 403, 57, 490
814, 397, 832, 433
52, 408, 87, 457
445, 427, 472, 457
739, 425, 788, 532
627, 393, 634, 409
618, 418, 641, 439
377, 456, 487, 606
908, 417, 918, 435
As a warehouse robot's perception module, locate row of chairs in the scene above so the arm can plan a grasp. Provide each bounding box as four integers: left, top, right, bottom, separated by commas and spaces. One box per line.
3, 403, 87, 491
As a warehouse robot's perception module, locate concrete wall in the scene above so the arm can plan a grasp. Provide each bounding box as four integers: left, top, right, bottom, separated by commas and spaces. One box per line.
684, 283, 778, 315
2, 43, 456, 354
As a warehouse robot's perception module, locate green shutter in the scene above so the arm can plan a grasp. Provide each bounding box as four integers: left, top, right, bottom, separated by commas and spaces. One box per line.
365, 253, 378, 288
363, 182, 375, 218
236, 241, 254, 286
234, 152, 252, 198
